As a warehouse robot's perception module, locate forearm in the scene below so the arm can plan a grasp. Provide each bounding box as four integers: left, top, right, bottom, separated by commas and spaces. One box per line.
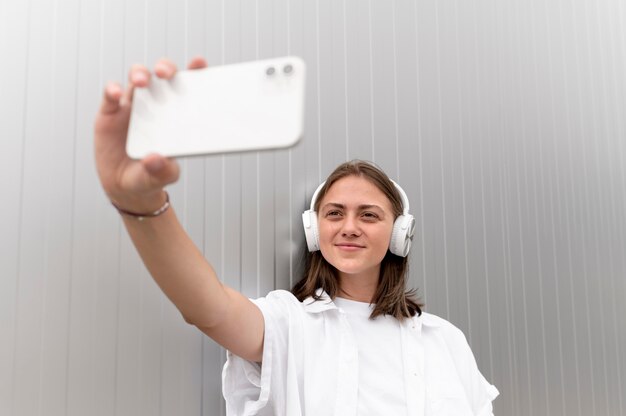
95, 57, 265, 361
121, 205, 229, 328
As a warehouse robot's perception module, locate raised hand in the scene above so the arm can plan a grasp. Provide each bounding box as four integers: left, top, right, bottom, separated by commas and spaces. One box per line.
94, 57, 208, 212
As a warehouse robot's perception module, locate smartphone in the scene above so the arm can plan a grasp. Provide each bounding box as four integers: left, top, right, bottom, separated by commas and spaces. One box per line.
126, 56, 306, 158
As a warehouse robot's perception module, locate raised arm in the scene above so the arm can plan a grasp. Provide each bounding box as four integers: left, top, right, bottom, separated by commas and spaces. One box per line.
94, 57, 264, 362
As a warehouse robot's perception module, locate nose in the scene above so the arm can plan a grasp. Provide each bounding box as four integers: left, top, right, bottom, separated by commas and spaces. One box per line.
340, 215, 361, 237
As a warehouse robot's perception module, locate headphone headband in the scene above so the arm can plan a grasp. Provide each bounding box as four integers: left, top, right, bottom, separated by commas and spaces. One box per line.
309, 179, 409, 214
309, 181, 326, 211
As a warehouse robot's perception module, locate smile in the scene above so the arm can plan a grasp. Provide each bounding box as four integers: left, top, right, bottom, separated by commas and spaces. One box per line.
335, 243, 365, 251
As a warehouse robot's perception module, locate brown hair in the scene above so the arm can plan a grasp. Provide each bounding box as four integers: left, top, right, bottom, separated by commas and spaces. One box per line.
291, 160, 423, 320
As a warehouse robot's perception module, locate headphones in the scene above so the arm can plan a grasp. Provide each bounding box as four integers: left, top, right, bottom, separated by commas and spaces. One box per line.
301, 179, 416, 257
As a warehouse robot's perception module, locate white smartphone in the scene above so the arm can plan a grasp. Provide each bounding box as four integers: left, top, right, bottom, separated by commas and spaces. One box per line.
126, 56, 306, 158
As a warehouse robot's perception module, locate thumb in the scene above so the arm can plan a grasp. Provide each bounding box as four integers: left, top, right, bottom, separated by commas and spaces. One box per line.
142, 153, 180, 187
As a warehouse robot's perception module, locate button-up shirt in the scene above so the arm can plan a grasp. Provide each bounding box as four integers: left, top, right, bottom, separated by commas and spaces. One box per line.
222, 290, 499, 415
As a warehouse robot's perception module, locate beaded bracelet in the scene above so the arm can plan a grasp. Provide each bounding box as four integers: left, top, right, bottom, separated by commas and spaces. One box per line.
111, 192, 170, 221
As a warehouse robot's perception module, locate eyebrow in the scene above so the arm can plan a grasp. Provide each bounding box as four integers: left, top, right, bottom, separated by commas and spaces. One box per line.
321, 202, 385, 212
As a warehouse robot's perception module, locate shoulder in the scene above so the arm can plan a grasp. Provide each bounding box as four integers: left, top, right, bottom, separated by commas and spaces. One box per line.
254, 289, 338, 314
420, 312, 474, 358
420, 312, 500, 412
252, 289, 302, 314
421, 312, 467, 339
258, 289, 300, 303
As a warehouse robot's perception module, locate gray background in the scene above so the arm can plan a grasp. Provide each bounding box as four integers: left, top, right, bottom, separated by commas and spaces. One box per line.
1, 0, 625, 415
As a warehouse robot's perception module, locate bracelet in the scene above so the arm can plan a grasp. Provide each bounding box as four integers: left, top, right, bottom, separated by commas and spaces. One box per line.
111, 192, 170, 221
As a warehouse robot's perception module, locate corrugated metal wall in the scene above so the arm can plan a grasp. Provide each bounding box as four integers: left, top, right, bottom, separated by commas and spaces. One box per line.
1, 0, 625, 415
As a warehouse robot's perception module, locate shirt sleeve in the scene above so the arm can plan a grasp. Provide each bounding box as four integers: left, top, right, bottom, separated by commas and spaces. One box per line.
443, 324, 500, 416
221, 290, 302, 416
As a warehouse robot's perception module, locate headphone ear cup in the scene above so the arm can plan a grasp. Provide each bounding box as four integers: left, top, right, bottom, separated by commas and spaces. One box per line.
302, 210, 320, 252
389, 214, 416, 257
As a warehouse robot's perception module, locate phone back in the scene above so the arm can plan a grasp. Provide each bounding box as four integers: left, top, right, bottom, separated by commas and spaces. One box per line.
126, 56, 306, 158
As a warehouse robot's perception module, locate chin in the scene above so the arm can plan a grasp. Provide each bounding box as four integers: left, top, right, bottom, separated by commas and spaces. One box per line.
333, 262, 379, 277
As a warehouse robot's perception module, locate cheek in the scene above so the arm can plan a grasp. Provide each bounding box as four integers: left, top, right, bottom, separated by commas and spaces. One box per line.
374, 236, 391, 254
376, 222, 394, 241
317, 220, 337, 241
375, 228, 394, 253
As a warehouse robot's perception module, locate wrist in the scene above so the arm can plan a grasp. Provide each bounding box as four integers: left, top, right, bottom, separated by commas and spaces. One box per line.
110, 190, 170, 220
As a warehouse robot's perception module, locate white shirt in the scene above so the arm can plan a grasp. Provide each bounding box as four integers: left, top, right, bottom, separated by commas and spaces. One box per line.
333, 296, 408, 415
222, 290, 499, 416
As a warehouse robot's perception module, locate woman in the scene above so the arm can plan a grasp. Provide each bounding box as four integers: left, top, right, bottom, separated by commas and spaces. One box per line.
95, 57, 498, 415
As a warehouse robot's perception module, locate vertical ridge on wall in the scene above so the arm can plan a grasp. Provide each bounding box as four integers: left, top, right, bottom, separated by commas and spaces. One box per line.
411, 0, 428, 302
538, 0, 568, 412
341, 0, 350, 160
0, 0, 28, 413
606, 1, 626, 412
65, 0, 83, 411
391, 1, 400, 179
453, 0, 473, 358
555, 1, 584, 414
528, 0, 552, 412
367, 0, 375, 161
582, 1, 609, 412
572, 1, 600, 413
595, 0, 624, 411
14, 0, 54, 414
433, 1, 452, 323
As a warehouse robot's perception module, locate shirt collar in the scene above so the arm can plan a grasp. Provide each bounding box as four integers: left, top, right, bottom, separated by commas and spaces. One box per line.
303, 288, 442, 328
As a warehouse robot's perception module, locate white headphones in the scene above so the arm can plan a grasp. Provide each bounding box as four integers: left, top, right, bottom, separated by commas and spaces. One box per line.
301, 179, 416, 257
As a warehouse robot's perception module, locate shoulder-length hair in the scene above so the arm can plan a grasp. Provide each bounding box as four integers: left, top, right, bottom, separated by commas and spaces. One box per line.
291, 160, 423, 320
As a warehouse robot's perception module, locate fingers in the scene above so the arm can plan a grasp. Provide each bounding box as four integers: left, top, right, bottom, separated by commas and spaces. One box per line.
129, 63, 151, 86
100, 82, 123, 114
99, 82, 124, 115
154, 56, 207, 77
187, 56, 208, 70
154, 58, 178, 79
122, 64, 152, 106
99, 57, 207, 117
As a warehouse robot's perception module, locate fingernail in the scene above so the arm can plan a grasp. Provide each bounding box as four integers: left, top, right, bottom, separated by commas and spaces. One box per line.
132, 72, 147, 84
155, 63, 169, 76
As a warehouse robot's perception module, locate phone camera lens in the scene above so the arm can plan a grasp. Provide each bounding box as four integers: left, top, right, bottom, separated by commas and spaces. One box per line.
283, 64, 293, 75
266, 66, 276, 76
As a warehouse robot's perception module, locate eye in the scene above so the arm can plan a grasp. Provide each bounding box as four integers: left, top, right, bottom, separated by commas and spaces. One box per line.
361, 212, 379, 220
325, 210, 342, 218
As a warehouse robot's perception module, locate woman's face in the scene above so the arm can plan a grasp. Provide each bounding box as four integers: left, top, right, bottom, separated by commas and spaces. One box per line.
317, 175, 395, 282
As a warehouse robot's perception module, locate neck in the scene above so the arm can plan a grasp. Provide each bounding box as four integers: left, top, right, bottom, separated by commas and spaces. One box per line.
337, 270, 379, 303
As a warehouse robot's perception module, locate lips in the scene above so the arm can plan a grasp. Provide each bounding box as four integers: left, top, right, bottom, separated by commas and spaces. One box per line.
335, 243, 365, 250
